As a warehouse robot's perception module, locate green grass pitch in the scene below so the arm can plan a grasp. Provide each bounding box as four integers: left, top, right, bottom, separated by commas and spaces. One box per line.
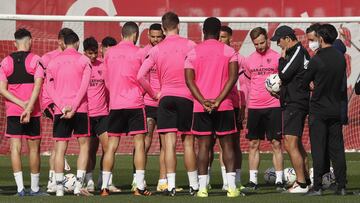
0, 153, 359, 202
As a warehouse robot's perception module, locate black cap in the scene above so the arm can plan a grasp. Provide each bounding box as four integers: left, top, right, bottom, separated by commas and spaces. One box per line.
270, 25, 295, 41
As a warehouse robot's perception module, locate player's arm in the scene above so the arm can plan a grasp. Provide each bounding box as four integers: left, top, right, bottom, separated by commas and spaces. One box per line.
70, 61, 92, 112
185, 69, 212, 112
278, 46, 303, 83
301, 58, 318, 90
213, 61, 239, 109
46, 64, 64, 110
137, 51, 159, 100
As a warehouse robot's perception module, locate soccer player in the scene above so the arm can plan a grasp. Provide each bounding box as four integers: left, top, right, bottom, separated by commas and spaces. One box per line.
217, 25, 244, 190
95, 36, 120, 193
46, 31, 92, 196
243, 27, 284, 192
101, 22, 151, 196
185, 17, 240, 197
81, 37, 110, 193
130, 23, 167, 192
138, 12, 198, 196
42, 27, 74, 193
302, 24, 347, 196
270, 25, 310, 193
0, 28, 47, 196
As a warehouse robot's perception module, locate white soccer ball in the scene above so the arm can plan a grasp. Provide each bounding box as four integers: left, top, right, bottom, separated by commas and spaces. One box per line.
309, 167, 335, 188
284, 167, 296, 186
64, 173, 76, 192
265, 74, 281, 93
264, 167, 277, 184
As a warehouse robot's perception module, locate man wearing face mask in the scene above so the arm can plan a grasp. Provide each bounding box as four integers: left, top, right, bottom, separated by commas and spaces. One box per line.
302, 24, 347, 196
271, 25, 311, 193
306, 24, 348, 191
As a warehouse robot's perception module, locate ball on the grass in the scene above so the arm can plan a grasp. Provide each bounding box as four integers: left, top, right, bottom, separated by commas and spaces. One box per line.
264, 167, 276, 184
284, 167, 296, 186
64, 173, 76, 192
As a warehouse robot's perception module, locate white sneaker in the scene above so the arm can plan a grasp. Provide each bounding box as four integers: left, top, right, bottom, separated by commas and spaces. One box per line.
64, 158, 71, 171
56, 188, 64, 196
287, 182, 309, 193
47, 181, 57, 193
87, 180, 95, 192
109, 184, 121, 193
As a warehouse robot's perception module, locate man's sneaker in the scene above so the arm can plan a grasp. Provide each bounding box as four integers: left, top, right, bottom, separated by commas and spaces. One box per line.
237, 184, 245, 192
56, 188, 64, 197
86, 180, 95, 192
175, 187, 184, 192
286, 182, 309, 193
134, 188, 152, 196
163, 188, 176, 196
131, 180, 137, 192
305, 188, 322, 196
14, 189, 26, 197
156, 182, 168, 192
109, 184, 121, 193
189, 186, 198, 196
222, 184, 228, 191
227, 188, 240, 197
75, 188, 94, 196
242, 182, 258, 192
100, 188, 110, 196
275, 182, 286, 191
47, 181, 57, 193
29, 190, 50, 196
64, 158, 71, 171
196, 188, 208, 197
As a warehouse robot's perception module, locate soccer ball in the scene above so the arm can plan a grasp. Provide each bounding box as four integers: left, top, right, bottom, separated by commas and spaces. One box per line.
264, 167, 276, 184
265, 74, 281, 93
309, 167, 335, 188
284, 167, 296, 186
64, 173, 76, 192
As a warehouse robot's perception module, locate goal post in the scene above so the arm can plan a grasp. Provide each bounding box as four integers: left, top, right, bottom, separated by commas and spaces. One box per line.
0, 14, 359, 154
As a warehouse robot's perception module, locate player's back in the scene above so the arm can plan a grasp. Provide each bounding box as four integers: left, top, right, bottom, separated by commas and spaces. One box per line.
155, 35, 195, 100
104, 41, 144, 109
187, 39, 237, 111
47, 48, 89, 112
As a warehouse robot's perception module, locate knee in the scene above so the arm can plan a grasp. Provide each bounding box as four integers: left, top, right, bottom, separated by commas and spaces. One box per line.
271, 140, 282, 151
249, 140, 260, 151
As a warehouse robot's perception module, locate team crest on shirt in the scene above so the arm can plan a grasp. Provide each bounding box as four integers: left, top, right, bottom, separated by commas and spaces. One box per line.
267, 58, 272, 64
98, 70, 102, 75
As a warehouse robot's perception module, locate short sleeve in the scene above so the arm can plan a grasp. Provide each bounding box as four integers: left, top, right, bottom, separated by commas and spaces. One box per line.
0, 57, 11, 81
224, 45, 238, 63
30, 55, 45, 79
184, 48, 197, 70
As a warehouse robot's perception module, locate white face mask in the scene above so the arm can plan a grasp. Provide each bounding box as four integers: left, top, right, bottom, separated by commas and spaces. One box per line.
309, 41, 320, 52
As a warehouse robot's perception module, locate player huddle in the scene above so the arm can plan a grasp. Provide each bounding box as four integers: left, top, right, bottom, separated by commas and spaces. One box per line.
0, 11, 348, 198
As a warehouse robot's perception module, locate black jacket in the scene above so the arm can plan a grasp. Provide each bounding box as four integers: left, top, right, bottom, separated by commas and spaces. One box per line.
278, 42, 310, 111
302, 46, 346, 118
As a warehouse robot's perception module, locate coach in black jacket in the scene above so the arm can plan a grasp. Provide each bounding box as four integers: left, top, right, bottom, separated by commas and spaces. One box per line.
271, 25, 311, 193
302, 24, 347, 196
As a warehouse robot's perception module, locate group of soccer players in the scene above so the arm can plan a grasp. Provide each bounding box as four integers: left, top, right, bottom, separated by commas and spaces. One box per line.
0, 10, 349, 197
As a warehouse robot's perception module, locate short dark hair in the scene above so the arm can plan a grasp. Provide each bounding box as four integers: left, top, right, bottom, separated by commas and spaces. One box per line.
101, 36, 117, 47
306, 23, 321, 34
122, 22, 139, 38
64, 31, 79, 45
220, 25, 233, 36
83, 37, 98, 52
58, 28, 74, 40
203, 17, 221, 37
287, 33, 297, 41
316, 24, 338, 44
149, 23, 162, 31
14, 28, 31, 40
162, 12, 179, 31
250, 27, 267, 40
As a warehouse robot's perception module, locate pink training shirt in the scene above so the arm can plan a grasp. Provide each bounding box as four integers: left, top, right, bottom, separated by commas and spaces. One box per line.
138, 34, 196, 101
141, 44, 160, 107
184, 39, 238, 112
46, 48, 91, 114
104, 41, 144, 110
87, 59, 108, 117
41, 49, 61, 110
0, 52, 44, 117
243, 48, 280, 109
229, 54, 246, 108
